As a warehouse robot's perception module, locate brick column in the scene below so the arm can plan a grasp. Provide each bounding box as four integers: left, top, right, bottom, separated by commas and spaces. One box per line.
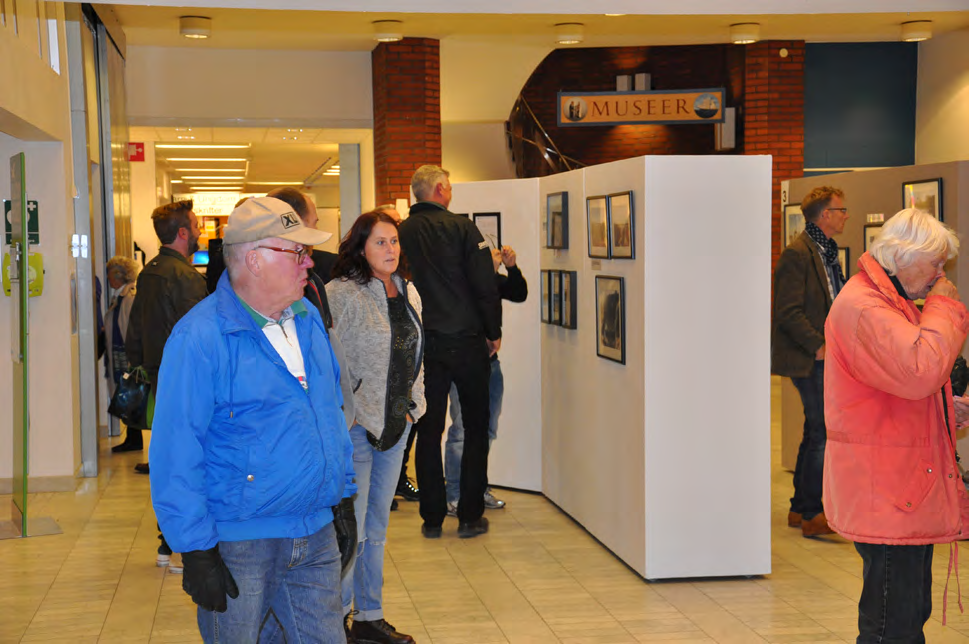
372, 38, 441, 207
743, 41, 805, 269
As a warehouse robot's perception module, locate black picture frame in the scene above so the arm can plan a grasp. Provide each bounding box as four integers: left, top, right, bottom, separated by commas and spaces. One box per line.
586, 195, 610, 259
838, 247, 849, 278
902, 178, 943, 221
595, 275, 625, 364
863, 224, 882, 253
546, 192, 569, 249
540, 270, 551, 324
472, 212, 502, 250
560, 270, 578, 329
550, 270, 562, 325
607, 191, 634, 259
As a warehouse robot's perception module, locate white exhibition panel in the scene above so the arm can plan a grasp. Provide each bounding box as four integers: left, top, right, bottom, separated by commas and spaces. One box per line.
642, 156, 772, 578
450, 178, 542, 492
541, 160, 648, 575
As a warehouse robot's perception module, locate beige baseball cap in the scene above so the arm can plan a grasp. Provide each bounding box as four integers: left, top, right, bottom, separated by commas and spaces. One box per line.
223, 196, 332, 246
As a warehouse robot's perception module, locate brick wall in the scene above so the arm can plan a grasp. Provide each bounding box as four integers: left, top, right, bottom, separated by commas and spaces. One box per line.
372, 38, 441, 206
516, 45, 747, 176
743, 41, 805, 269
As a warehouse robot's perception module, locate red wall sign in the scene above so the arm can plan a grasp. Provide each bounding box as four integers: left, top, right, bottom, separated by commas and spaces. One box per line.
127, 142, 145, 162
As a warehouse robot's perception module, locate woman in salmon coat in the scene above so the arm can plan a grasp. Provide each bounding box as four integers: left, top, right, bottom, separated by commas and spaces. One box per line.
824, 208, 969, 642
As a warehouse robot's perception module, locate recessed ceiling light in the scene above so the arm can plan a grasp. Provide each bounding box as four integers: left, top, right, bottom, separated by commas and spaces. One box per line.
246, 181, 303, 186
555, 23, 584, 45
163, 157, 249, 162
604, 14, 625, 17
373, 20, 404, 42
182, 176, 246, 180
170, 180, 184, 184
173, 168, 246, 172
901, 20, 932, 42
179, 16, 211, 39
730, 23, 761, 45
155, 144, 250, 149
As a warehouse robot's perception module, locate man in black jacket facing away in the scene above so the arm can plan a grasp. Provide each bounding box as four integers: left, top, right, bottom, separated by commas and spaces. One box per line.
399, 164, 502, 539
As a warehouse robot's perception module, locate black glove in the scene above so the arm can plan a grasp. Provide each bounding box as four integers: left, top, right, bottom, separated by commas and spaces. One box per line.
331, 497, 357, 575
181, 546, 240, 613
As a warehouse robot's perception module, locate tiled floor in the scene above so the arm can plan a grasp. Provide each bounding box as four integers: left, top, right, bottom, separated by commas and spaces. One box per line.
4, 379, 969, 643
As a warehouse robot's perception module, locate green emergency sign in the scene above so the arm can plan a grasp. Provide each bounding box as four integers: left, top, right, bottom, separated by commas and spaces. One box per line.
4, 199, 39, 245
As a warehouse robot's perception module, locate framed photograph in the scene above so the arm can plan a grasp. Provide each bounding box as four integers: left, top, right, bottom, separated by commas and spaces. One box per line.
540, 270, 551, 324
595, 276, 625, 364
902, 178, 943, 221
561, 271, 578, 329
586, 195, 610, 259
783, 204, 805, 248
551, 270, 562, 325
838, 247, 849, 278
546, 192, 569, 249
864, 224, 882, 253
607, 191, 634, 259
472, 212, 502, 250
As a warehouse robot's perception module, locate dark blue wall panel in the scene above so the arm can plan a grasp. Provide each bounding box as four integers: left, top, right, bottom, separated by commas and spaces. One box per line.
804, 43, 917, 170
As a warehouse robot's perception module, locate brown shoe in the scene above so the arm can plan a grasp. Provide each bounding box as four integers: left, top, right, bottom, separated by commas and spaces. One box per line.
801, 512, 834, 537
787, 512, 802, 528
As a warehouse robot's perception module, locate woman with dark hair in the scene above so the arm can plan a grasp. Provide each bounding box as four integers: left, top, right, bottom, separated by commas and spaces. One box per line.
326, 210, 423, 644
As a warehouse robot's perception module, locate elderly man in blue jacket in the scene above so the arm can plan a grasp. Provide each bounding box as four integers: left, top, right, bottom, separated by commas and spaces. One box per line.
150, 196, 356, 644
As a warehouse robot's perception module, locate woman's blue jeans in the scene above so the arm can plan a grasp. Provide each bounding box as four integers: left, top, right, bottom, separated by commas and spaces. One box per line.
854, 542, 933, 643
341, 422, 410, 620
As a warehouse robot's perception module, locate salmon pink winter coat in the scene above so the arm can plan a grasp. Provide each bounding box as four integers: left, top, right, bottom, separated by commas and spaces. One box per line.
824, 252, 969, 545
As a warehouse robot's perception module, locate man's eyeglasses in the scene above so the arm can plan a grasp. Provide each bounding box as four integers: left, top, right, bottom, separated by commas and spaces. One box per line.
254, 245, 309, 263
825, 207, 848, 214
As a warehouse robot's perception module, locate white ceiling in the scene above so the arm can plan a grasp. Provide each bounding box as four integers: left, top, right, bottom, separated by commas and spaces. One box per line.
110, 6, 969, 51
132, 126, 342, 190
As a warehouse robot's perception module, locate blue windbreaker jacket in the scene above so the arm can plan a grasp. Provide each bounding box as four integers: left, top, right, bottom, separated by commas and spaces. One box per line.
149, 272, 355, 553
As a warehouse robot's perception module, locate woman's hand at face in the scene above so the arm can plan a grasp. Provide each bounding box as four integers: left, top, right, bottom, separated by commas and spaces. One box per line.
928, 276, 960, 302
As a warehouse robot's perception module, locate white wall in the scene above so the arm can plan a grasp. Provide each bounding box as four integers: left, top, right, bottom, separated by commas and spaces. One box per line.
130, 141, 160, 261
450, 178, 542, 492
126, 46, 373, 127
642, 155, 772, 578
0, 4, 80, 488
442, 123, 515, 184
916, 29, 969, 165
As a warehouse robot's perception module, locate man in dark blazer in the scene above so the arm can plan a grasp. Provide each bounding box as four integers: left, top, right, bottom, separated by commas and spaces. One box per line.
772, 186, 848, 538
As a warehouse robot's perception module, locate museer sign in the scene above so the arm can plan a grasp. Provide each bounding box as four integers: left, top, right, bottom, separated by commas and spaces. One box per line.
557, 88, 725, 126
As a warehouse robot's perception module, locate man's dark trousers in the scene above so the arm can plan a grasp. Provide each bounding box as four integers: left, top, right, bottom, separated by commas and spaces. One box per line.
415, 333, 491, 526
790, 360, 826, 520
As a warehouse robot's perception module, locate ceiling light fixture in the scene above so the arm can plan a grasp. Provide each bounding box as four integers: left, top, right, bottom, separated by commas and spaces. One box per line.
245, 181, 303, 186
155, 144, 250, 149
555, 23, 584, 45
179, 16, 212, 40
182, 176, 246, 181
373, 20, 404, 43
171, 180, 184, 184
190, 187, 242, 192
173, 168, 248, 172
901, 20, 932, 42
730, 23, 761, 45
163, 157, 249, 162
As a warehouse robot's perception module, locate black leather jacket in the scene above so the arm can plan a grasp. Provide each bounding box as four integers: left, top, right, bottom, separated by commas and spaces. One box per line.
125, 246, 208, 383
399, 201, 501, 340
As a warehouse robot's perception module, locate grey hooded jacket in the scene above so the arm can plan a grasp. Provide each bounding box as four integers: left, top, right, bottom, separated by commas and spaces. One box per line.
326, 274, 426, 442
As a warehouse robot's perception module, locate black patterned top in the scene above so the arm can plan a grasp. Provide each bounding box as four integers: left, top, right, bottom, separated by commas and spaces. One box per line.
378, 292, 419, 449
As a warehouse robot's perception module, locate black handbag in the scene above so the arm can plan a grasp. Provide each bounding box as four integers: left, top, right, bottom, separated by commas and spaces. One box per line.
108, 366, 152, 427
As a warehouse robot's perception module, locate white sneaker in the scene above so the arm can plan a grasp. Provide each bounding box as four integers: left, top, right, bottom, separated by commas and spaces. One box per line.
484, 488, 506, 510
156, 553, 171, 567
168, 552, 184, 574
446, 502, 458, 518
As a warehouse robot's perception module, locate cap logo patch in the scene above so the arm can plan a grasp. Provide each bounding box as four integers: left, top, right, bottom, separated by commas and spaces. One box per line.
280, 212, 300, 229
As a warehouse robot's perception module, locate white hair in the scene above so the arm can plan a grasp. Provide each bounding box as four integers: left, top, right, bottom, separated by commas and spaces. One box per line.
410, 165, 450, 201
869, 208, 959, 275
223, 240, 260, 279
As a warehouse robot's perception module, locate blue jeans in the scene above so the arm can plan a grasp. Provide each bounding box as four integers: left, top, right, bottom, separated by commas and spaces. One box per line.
445, 358, 504, 505
854, 542, 933, 643
790, 360, 826, 519
342, 422, 410, 621
198, 524, 344, 644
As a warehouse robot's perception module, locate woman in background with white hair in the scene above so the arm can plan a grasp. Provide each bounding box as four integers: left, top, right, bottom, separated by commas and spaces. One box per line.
105, 255, 142, 451
823, 208, 969, 642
